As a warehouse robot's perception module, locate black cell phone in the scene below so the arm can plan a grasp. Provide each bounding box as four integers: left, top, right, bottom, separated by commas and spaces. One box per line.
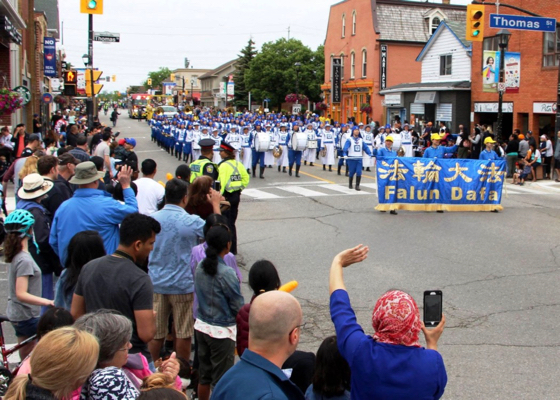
214, 180, 221, 192
423, 290, 442, 327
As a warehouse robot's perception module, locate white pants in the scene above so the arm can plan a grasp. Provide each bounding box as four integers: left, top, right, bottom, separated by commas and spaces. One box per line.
242, 147, 252, 170
192, 149, 201, 161
305, 148, 316, 163
321, 143, 335, 165
265, 150, 276, 166
363, 144, 374, 167
278, 145, 289, 167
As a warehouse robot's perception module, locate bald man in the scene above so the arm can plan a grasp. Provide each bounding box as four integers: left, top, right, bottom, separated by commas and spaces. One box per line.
211, 291, 305, 400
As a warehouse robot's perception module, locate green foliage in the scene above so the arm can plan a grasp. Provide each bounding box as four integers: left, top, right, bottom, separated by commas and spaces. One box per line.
143, 67, 173, 89
233, 39, 257, 109
244, 38, 325, 110
99, 90, 125, 103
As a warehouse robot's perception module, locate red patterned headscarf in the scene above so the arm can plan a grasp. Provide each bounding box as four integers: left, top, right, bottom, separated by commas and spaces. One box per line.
372, 290, 422, 347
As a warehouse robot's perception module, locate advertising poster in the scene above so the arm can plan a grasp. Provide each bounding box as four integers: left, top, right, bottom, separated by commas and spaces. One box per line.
482, 50, 498, 93
503, 52, 520, 93
43, 37, 57, 77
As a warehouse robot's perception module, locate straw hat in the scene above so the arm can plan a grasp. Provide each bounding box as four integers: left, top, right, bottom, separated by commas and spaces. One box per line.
18, 173, 54, 200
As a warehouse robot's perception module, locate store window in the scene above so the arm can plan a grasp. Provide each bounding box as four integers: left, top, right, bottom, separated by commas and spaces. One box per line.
543, 30, 560, 67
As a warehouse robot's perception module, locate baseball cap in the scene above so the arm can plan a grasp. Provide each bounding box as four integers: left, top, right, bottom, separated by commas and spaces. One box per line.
28, 134, 40, 142
118, 138, 126, 146
58, 153, 80, 165
484, 137, 496, 144
431, 134, 442, 141
124, 138, 137, 147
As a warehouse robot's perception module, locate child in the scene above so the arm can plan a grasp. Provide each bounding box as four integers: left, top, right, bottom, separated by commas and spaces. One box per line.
4, 209, 54, 360
515, 159, 532, 185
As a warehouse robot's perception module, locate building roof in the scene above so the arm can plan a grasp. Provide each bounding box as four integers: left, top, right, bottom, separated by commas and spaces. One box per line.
198, 59, 238, 80
375, 0, 466, 43
35, 0, 60, 39
380, 80, 471, 94
416, 19, 470, 62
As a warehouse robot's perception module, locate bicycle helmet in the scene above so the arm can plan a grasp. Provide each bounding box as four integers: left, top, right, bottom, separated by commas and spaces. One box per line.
4, 209, 35, 235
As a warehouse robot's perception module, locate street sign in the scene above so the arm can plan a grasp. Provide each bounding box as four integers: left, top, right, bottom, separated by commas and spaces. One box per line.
498, 82, 506, 93
93, 31, 120, 43
489, 14, 556, 32
42, 93, 53, 104
292, 104, 302, 114
13, 86, 30, 105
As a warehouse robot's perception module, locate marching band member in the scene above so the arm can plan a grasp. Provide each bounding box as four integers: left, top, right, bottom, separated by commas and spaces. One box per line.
241, 126, 252, 173
225, 126, 242, 162
336, 124, 351, 176
191, 122, 202, 161
264, 124, 276, 168
303, 123, 317, 166
320, 124, 335, 172
250, 124, 268, 179
401, 124, 413, 157
211, 127, 223, 164
423, 133, 458, 158
287, 125, 305, 178
175, 122, 186, 160
362, 125, 374, 172
277, 124, 289, 173
183, 122, 193, 163
343, 127, 372, 191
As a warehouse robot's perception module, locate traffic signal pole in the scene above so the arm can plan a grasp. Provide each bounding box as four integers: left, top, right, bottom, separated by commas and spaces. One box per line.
87, 13, 95, 130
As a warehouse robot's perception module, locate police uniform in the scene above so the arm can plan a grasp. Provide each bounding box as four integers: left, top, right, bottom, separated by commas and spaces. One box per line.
218, 141, 250, 255
189, 138, 219, 183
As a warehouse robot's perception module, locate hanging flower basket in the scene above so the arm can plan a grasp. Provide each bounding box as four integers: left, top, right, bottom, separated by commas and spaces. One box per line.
54, 95, 67, 106
360, 103, 372, 114
285, 93, 308, 103
0, 89, 24, 116
315, 102, 328, 111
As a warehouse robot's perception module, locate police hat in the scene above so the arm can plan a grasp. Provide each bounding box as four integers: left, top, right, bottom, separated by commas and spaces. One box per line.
199, 138, 215, 148
220, 141, 235, 152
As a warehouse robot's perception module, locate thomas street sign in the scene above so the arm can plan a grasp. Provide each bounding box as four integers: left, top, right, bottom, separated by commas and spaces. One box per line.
489, 14, 556, 32
93, 31, 120, 43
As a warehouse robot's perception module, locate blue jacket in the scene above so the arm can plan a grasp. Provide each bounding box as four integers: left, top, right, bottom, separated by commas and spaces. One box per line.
195, 257, 244, 327
423, 145, 458, 159
331, 290, 447, 400
373, 147, 397, 158
211, 349, 305, 400
49, 188, 138, 267
479, 149, 500, 160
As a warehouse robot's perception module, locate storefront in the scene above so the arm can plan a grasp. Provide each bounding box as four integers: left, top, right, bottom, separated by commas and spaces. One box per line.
473, 102, 514, 140
384, 93, 406, 125
533, 102, 557, 136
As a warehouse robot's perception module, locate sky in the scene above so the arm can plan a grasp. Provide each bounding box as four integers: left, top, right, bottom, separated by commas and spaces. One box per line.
58, 0, 471, 93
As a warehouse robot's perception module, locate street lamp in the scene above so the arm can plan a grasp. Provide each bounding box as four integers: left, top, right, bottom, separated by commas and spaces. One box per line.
294, 62, 301, 104
496, 29, 511, 143
82, 54, 90, 67
190, 78, 195, 107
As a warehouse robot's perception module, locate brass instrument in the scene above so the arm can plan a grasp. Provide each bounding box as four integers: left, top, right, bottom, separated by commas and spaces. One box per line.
272, 145, 283, 158
397, 146, 406, 157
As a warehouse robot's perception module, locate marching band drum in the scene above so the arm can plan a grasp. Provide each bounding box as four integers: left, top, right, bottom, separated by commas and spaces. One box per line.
291, 131, 308, 151
254, 131, 271, 152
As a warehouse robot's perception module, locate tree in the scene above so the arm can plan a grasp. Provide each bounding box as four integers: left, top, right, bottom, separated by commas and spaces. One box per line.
233, 39, 257, 109
244, 38, 325, 110
142, 67, 173, 89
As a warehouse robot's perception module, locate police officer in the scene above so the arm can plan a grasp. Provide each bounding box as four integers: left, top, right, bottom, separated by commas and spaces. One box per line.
189, 138, 219, 183
218, 141, 250, 255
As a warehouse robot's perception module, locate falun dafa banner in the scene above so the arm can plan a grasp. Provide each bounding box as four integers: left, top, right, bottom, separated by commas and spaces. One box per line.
375, 157, 506, 212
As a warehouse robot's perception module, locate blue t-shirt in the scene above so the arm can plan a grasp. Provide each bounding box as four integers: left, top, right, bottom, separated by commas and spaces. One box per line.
330, 289, 447, 400
479, 149, 500, 160
149, 204, 205, 294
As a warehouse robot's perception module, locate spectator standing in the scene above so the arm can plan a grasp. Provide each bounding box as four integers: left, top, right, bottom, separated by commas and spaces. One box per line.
65, 124, 81, 148
38, 155, 75, 216
518, 134, 529, 159
0, 126, 14, 162
49, 162, 137, 267
94, 130, 113, 181
554, 130, 560, 182
16, 174, 62, 311
212, 291, 304, 400
11, 123, 28, 157
148, 179, 220, 364
329, 245, 447, 400
124, 138, 138, 166
68, 135, 91, 163
540, 134, 553, 179
71, 213, 161, 362
135, 159, 165, 215
505, 132, 520, 178
186, 176, 223, 220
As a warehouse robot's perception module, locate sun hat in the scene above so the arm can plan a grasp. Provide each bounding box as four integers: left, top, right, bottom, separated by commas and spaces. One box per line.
18, 173, 54, 200
431, 133, 442, 141
69, 161, 105, 185
484, 137, 496, 144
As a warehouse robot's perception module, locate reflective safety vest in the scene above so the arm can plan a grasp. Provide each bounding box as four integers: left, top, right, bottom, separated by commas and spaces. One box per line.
190, 158, 217, 183
218, 159, 249, 194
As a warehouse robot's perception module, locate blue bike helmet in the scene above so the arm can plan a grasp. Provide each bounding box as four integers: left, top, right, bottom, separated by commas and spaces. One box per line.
5, 209, 35, 236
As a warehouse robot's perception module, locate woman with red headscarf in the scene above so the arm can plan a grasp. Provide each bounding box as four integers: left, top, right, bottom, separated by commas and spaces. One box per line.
329, 245, 447, 400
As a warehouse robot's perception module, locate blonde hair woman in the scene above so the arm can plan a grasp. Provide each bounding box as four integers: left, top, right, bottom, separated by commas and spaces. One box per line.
4, 327, 99, 400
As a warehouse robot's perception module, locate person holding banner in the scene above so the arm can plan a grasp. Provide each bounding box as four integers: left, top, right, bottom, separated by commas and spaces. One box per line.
372, 135, 398, 158
423, 134, 458, 159
479, 137, 501, 160
343, 127, 372, 191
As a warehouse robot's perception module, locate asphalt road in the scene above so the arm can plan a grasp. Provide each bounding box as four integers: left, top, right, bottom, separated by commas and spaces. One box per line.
2, 112, 560, 398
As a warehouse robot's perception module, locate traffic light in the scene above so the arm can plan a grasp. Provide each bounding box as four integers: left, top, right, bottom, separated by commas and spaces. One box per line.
63, 70, 77, 96
147, 78, 152, 86
170, 73, 176, 81
80, 0, 103, 14
112, 75, 116, 82
466, 4, 485, 42
85, 69, 104, 96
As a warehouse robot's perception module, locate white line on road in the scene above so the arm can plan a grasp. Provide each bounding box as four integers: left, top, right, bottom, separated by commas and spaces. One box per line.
317, 184, 367, 195
276, 186, 328, 197
242, 189, 284, 200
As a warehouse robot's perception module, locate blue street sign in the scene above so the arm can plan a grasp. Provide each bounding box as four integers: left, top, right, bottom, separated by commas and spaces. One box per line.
489, 14, 556, 32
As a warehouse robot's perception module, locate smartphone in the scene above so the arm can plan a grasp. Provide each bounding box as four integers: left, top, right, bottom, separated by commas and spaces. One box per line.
214, 180, 221, 192
423, 290, 442, 327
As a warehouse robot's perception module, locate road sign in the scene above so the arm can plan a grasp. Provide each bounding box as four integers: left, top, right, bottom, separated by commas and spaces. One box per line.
93, 31, 120, 43
498, 82, 507, 93
42, 93, 53, 104
85, 69, 103, 81
13, 86, 30, 105
292, 104, 302, 114
489, 14, 556, 32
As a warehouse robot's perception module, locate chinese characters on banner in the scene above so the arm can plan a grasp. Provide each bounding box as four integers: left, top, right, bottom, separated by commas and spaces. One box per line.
375, 157, 506, 212
482, 50, 521, 93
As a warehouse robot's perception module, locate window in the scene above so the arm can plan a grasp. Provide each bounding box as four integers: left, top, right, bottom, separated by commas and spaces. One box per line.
440, 54, 452, 75
483, 36, 499, 51
543, 30, 560, 67
342, 14, 346, 38
431, 17, 440, 35
340, 54, 345, 78
361, 49, 367, 77
350, 52, 355, 79
352, 11, 356, 35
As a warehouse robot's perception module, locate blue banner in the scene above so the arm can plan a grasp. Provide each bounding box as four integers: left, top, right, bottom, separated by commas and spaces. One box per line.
44, 37, 56, 77
375, 157, 506, 212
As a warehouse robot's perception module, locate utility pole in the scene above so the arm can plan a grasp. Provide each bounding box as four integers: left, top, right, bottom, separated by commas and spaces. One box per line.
87, 13, 95, 130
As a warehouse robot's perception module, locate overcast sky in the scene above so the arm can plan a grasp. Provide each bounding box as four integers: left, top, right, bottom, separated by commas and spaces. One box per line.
58, 0, 470, 92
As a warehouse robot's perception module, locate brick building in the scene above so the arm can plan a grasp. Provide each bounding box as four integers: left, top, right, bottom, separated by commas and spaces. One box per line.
470, 0, 560, 140
322, 0, 465, 125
